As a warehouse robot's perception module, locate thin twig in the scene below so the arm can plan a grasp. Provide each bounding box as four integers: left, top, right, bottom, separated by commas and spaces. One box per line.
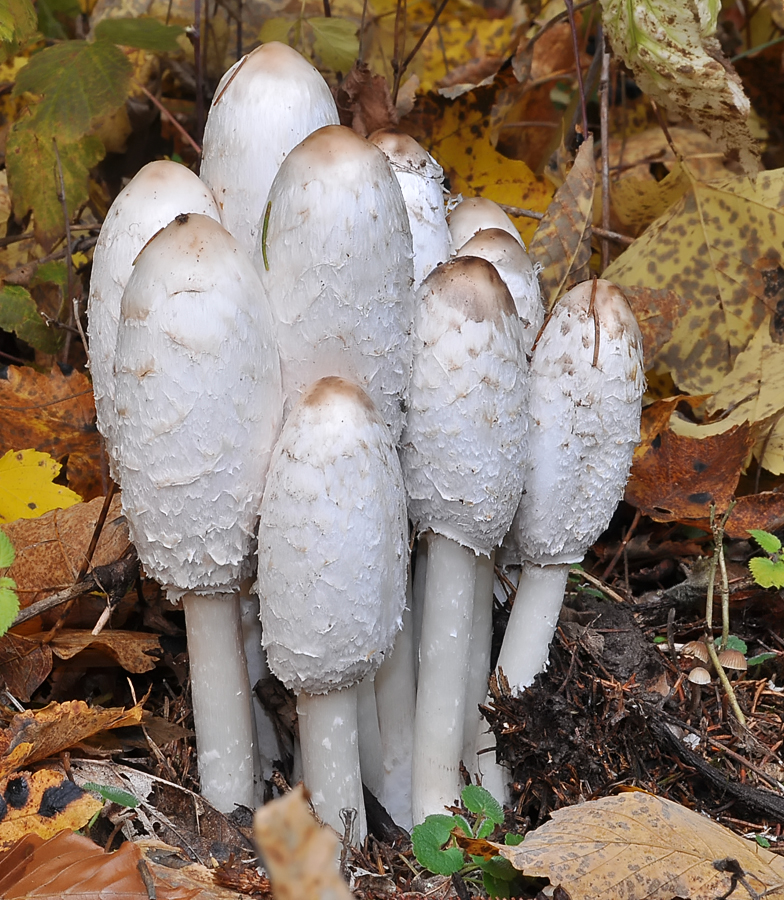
588, 275, 600, 367
570, 566, 626, 604
73, 297, 90, 362
498, 203, 633, 244
392, 0, 450, 102
51, 137, 75, 367
599, 35, 611, 270
193, 0, 204, 145
564, 0, 588, 140
602, 508, 641, 581
136, 82, 202, 156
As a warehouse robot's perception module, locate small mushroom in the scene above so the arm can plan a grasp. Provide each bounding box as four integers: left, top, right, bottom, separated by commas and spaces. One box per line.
688, 666, 712, 713
447, 197, 524, 254
681, 640, 710, 667
718, 648, 747, 678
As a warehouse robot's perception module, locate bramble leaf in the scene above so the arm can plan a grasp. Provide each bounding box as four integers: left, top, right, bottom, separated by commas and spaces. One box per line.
749, 557, 784, 589
94, 17, 185, 53
13, 40, 131, 141
748, 529, 782, 555
0, 284, 62, 354
412, 815, 465, 876
0, 0, 37, 60
462, 784, 504, 827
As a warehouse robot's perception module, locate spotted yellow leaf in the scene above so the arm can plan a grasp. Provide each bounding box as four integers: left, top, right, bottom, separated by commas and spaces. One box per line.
0, 449, 82, 524
604, 165, 784, 394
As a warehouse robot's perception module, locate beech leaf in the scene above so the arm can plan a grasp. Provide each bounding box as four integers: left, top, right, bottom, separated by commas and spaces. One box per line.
498, 791, 784, 900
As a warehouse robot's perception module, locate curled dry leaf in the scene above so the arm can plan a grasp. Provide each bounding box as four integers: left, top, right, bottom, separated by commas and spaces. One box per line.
498, 791, 784, 900
0, 366, 103, 501
1, 493, 129, 613
0, 699, 143, 780
0, 633, 52, 701
528, 135, 594, 309
34, 628, 161, 673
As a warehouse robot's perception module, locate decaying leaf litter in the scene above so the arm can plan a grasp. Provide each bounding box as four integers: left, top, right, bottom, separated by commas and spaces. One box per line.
2, 0, 784, 896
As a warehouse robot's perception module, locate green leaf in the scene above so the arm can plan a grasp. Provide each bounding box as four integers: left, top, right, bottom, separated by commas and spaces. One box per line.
748, 529, 782, 554
0, 284, 62, 353
0, 528, 15, 568
6, 126, 105, 251
307, 17, 358, 72
258, 17, 295, 45
749, 557, 784, 589
461, 784, 504, 826
0, 586, 19, 637
504, 833, 524, 846
36, 0, 79, 40
13, 40, 131, 141
82, 781, 140, 808
31, 259, 68, 288
725, 634, 748, 654
755, 835, 772, 849
0, 0, 37, 57
747, 652, 777, 667
480, 855, 518, 881
412, 815, 465, 876
94, 17, 185, 53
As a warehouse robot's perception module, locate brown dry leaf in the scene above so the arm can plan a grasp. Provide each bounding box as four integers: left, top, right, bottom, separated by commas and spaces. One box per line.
0, 830, 198, 898
0, 634, 52, 702
39, 629, 161, 673
625, 412, 755, 525
604, 166, 784, 394
498, 791, 784, 900
528, 135, 594, 309
254, 784, 353, 900
0, 365, 102, 501
619, 286, 690, 368
2, 494, 130, 613
727, 491, 784, 539
0, 699, 144, 780
0, 770, 102, 852
337, 61, 398, 136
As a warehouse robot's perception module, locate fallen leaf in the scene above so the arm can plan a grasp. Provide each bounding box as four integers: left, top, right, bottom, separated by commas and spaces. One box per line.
619, 286, 690, 368
610, 162, 691, 234
0, 365, 103, 500
601, 0, 760, 174
0, 770, 102, 852
254, 784, 353, 900
1, 494, 129, 615
0, 633, 52, 701
498, 791, 784, 900
40, 628, 161, 673
0, 830, 199, 898
0, 449, 81, 524
604, 166, 784, 393
529, 136, 594, 308
0, 699, 144, 780
337, 60, 398, 135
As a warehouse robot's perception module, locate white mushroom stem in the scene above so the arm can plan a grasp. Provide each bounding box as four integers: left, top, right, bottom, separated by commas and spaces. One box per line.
494, 562, 571, 693
374, 591, 416, 829
412, 533, 476, 824
357, 674, 385, 802
463, 550, 494, 772
411, 533, 428, 680
298, 686, 366, 844
182, 592, 256, 810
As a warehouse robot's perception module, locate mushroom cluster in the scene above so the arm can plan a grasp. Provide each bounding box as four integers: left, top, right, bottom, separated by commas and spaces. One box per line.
88, 41, 645, 837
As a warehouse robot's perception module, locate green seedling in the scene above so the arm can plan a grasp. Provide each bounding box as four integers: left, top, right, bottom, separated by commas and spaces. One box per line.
412, 785, 524, 898
748, 529, 784, 589
0, 528, 19, 637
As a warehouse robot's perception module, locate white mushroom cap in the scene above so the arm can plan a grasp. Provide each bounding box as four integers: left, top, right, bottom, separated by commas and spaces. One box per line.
88, 160, 222, 477
401, 256, 528, 554
257, 376, 408, 695
200, 42, 339, 256
369, 128, 450, 289
114, 213, 283, 596
510, 279, 645, 565
457, 228, 544, 354
254, 124, 415, 442
447, 197, 524, 254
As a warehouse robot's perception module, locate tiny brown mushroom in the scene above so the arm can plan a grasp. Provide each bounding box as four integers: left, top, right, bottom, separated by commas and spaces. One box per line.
688, 666, 712, 713
718, 648, 748, 679
681, 640, 710, 667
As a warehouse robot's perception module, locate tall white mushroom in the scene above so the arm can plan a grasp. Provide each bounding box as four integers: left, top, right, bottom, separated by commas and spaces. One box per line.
253, 124, 414, 442
257, 377, 408, 843
369, 129, 450, 289
114, 213, 283, 811
400, 257, 528, 823
497, 279, 644, 694
200, 41, 339, 256
87, 160, 221, 477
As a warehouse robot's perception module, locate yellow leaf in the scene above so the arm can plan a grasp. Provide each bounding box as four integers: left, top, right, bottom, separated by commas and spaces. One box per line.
427, 89, 554, 246
499, 791, 784, 900
0, 449, 82, 524
604, 165, 784, 394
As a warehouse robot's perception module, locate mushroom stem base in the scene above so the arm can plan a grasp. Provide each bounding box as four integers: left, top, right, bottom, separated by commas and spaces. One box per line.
182, 591, 256, 812
298, 685, 366, 845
